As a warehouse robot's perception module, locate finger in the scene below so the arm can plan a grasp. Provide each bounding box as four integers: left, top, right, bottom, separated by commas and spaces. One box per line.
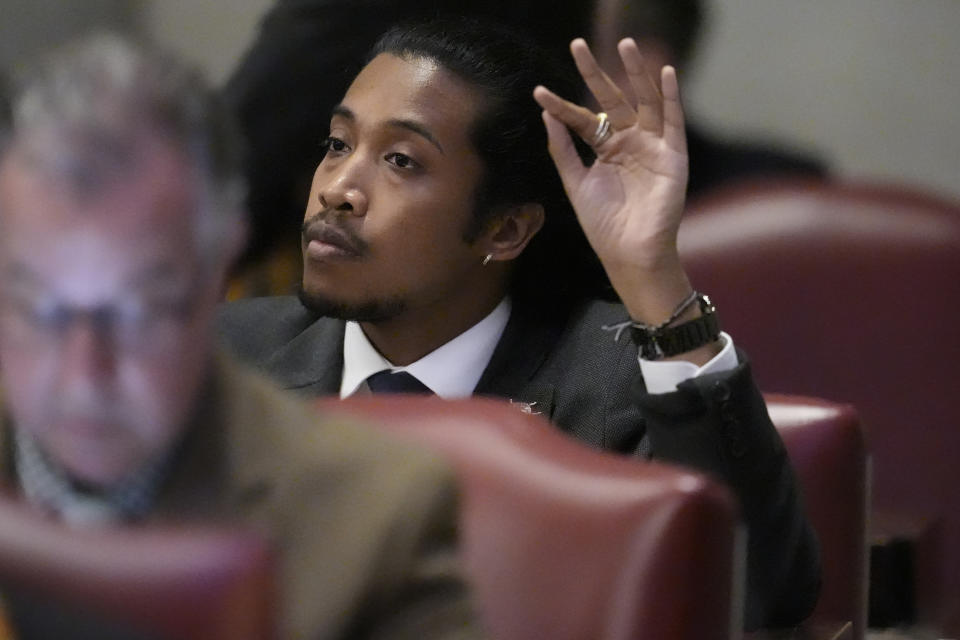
660, 66, 687, 152
540, 110, 587, 192
618, 38, 663, 133
534, 85, 611, 149
569, 38, 635, 130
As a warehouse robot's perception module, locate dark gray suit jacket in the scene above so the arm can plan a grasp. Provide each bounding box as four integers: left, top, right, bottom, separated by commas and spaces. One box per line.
218, 295, 821, 630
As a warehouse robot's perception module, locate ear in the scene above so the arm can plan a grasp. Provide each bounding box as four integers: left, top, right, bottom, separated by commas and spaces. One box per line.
478, 203, 545, 263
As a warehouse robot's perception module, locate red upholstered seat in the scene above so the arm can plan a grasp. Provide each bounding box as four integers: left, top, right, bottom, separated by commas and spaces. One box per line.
317, 395, 739, 640
681, 181, 960, 634
0, 494, 275, 640
767, 394, 868, 640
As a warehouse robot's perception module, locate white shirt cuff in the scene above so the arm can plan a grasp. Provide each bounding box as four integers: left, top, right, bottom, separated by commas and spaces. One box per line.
638, 331, 739, 394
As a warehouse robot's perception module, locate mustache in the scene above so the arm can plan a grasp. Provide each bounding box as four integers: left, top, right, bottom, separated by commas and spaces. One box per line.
302, 213, 368, 256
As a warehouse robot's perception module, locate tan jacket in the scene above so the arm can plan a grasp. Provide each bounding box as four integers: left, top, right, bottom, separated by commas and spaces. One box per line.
0, 355, 482, 640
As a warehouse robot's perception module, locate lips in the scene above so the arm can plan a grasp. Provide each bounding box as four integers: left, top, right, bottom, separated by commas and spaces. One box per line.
303, 222, 364, 260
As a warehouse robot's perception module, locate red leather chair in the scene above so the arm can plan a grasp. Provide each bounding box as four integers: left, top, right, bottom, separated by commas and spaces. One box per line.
0, 493, 275, 640
317, 395, 739, 640
767, 394, 868, 640
680, 180, 960, 634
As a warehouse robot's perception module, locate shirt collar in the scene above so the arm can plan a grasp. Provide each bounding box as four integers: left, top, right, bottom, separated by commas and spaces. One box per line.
14, 427, 171, 526
340, 297, 511, 399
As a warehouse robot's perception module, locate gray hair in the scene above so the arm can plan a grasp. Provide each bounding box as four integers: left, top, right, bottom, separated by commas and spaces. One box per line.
5, 31, 246, 266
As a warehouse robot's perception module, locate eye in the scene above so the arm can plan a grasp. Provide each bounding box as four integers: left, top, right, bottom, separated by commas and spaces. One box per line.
22, 297, 67, 329
385, 152, 419, 170
321, 136, 349, 155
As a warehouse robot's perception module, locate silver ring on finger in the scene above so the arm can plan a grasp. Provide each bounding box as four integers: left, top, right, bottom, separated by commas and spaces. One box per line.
592, 112, 613, 147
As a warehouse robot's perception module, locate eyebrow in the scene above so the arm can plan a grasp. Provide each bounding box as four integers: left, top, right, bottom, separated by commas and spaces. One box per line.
331, 104, 445, 155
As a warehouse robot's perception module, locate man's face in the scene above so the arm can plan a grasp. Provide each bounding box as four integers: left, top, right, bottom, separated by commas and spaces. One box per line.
0, 133, 219, 487
300, 53, 488, 321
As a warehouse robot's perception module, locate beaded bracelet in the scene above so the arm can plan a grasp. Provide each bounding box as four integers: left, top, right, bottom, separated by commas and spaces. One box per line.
628, 289, 700, 332
601, 289, 701, 343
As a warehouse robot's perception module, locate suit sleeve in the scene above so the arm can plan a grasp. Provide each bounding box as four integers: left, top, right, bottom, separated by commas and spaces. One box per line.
634, 351, 821, 630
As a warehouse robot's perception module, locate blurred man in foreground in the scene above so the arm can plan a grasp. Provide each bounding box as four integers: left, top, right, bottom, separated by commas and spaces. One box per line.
0, 33, 479, 640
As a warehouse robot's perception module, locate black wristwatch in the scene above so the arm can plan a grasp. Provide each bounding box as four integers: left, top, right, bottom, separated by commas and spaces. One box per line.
631, 294, 721, 360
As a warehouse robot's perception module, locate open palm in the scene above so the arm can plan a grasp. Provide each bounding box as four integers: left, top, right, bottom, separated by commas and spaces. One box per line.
533, 38, 689, 280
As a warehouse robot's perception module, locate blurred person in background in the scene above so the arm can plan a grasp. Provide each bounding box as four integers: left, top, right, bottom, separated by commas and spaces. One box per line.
0, 32, 481, 640
591, 0, 828, 200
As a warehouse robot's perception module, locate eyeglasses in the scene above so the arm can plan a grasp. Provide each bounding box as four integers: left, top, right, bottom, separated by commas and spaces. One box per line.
0, 290, 202, 354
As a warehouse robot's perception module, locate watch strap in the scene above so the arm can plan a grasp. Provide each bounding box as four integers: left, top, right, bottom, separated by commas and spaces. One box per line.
632, 295, 721, 359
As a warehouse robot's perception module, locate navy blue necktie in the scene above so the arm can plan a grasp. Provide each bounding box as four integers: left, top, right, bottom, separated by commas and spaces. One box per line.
366, 370, 433, 394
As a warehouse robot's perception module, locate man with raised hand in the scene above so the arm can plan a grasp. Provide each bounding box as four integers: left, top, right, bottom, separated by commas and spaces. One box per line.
220, 19, 820, 629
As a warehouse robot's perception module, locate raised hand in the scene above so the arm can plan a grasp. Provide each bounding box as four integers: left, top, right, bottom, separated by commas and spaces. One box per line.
533, 37, 694, 329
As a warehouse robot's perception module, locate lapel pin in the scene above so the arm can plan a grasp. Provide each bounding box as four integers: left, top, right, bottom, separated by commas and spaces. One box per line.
509, 400, 542, 416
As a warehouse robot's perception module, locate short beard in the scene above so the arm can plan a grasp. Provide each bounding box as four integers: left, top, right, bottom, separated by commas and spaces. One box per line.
296, 284, 406, 323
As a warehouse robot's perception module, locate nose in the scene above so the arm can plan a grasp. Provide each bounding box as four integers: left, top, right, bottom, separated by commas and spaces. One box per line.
57, 319, 117, 398
312, 153, 369, 218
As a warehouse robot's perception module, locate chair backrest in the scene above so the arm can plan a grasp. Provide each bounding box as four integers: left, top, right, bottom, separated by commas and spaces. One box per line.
0, 494, 275, 640
317, 395, 739, 640
766, 394, 868, 640
680, 180, 960, 632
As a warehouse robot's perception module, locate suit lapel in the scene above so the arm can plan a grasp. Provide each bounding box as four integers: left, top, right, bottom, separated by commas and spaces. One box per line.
263, 317, 345, 395
151, 364, 231, 520
258, 303, 565, 410
152, 355, 287, 524
474, 302, 563, 418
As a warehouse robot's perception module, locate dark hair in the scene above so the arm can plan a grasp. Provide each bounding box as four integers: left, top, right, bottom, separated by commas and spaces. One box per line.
225, 1, 595, 268
369, 18, 611, 311
618, 0, 705, 68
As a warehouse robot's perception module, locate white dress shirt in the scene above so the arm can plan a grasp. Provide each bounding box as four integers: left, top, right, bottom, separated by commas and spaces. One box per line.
341, 298, 512, 398
341, 297, 739, 398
